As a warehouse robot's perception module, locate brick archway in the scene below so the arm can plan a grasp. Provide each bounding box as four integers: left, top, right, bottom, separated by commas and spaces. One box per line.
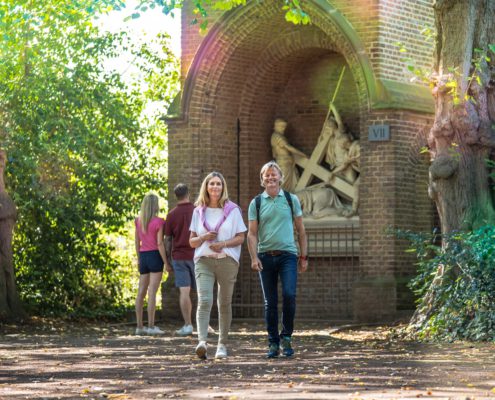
181, 1, 375, 124
179, 0, 375, 200
171, 2, 374, 320
165, 1, 436, 321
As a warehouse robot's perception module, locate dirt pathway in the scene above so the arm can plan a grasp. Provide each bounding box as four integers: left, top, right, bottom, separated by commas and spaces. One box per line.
1, 320, 494, 399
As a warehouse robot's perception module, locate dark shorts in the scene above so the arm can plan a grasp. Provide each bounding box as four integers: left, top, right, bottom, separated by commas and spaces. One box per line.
139, 250, 164, 275
172, 259, 196, 289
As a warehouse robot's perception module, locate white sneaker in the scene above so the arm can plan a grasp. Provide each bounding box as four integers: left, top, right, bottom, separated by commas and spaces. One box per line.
175, 324, 193, 336
195, 341, 207, 359
147, 326, 165, 335
135, 327, 148, 336
215, 344, 227, 359
208, 325, 216, 334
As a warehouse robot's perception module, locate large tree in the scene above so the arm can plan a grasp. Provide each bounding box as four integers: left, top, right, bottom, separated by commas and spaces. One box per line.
427, 0, 495, 234
409, 0, 495, 328
0, 0, 177, 319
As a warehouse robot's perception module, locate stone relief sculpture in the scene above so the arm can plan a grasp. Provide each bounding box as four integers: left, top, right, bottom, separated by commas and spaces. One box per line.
271, 104, 360, 219
270, 118, 306, 192
268, 67, 361, 220
318, 104, 358, 184
296, 184, 345, 219
328, 139, 360, 217
319, 104, 360, 217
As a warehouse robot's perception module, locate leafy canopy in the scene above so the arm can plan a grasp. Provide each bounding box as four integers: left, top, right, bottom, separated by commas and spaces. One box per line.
0, 0, 178, 316
133, 0, 310, 31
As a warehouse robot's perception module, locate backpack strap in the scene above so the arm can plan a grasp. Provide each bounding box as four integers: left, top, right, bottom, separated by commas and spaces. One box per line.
256, 191, 294, 225
255, 194, 262, 224
283, 190, 294, 221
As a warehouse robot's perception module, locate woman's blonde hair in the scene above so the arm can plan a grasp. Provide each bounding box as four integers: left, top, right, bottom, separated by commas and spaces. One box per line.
259, 161, 284, 187
139, 193, 160, 233
195, 171, 229, 208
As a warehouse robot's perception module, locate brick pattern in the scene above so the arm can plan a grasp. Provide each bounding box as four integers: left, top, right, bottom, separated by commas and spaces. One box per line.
167, 0, 436, 321
180, 1, 434, 84
359, 111, 434, 311
376, 0, 434, 80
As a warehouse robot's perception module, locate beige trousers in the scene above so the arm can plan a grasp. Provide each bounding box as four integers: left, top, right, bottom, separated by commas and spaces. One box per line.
195, 256, 239, 344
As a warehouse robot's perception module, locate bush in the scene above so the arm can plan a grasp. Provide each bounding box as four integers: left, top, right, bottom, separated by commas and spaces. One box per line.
398, 226, 495, 341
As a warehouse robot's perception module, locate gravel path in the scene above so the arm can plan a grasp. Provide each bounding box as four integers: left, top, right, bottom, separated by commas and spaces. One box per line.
1, 320, 494, 399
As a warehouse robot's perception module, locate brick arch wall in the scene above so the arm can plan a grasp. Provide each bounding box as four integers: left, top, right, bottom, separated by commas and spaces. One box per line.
181, 12, 373, 209
172, 2, 371, 320
165, 0, 436, 321
184, 3, 373, 126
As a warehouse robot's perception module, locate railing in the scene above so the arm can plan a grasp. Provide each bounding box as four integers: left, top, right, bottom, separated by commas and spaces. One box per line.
233, 225, 359, 319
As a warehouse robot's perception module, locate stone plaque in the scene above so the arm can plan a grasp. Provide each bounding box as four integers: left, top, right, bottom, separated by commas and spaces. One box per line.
368, 124, 390, 141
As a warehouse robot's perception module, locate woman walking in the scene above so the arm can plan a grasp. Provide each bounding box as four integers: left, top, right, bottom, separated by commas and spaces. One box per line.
189, 172, 246, 359
135, 193, 166, 335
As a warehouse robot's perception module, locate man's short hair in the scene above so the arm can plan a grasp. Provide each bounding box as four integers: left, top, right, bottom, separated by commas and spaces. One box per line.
174, 183, 189, 200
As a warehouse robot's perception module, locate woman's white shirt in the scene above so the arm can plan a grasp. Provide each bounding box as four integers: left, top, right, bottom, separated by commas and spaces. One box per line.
190, 206, 247, 264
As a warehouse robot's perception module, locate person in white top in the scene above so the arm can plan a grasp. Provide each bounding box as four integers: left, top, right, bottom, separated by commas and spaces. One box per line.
189, 171, 247, 360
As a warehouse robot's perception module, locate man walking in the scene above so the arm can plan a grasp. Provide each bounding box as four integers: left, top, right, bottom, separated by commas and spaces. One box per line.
165, 183, 196, 336
247, 161, 308, 358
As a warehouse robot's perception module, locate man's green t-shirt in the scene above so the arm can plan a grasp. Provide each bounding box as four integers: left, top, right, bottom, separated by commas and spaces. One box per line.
248, 189, 303, 254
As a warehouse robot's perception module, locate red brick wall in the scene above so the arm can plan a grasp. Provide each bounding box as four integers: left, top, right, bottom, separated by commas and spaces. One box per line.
166, 0, 436, 321
180, 1, 434, 84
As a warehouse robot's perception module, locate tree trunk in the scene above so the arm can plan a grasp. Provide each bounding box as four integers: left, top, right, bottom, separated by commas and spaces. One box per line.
411, 0, 495, 326
428, 0, 495, 232
0, 150, 24, 320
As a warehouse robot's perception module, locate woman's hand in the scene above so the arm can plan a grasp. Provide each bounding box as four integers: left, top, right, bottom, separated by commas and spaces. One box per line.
201, 231, 217, 242
209, 240, 225, 253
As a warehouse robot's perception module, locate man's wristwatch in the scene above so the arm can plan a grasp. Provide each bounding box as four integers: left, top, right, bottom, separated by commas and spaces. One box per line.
299, 255, 308, 261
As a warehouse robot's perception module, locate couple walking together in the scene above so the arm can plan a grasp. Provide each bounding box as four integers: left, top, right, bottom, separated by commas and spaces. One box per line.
135, 161, 308, 360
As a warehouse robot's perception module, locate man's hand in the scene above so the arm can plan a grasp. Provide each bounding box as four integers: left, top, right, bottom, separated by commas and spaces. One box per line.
165, 262, 173, 273
251, 258, 263, 272
298, 258, 308, 273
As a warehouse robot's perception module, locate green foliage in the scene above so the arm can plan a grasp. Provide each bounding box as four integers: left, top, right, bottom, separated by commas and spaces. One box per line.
0, 0, 178, 317
396, 227, 495, 341
135, 0, 311, 30
398, 36, 495, 107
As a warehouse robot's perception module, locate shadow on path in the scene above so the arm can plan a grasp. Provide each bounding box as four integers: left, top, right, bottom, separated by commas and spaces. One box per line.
0, 321, 494, 399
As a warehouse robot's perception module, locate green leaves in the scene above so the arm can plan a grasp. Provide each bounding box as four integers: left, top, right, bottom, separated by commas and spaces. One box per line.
396, 226, 495, 341
1, 0, 177, 317
135, 0, 311, 31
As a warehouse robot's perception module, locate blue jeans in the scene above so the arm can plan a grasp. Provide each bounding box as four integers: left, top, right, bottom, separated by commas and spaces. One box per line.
258, 251, 298, 345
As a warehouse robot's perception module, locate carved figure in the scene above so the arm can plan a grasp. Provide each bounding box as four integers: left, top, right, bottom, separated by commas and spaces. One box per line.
296, 185, 345, 219
328, 140, 361, 217
270, 119, 306, 192
318, 104, 357, 184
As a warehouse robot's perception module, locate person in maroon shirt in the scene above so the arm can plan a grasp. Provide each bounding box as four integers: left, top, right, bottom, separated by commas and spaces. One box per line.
165, 183, 196, 336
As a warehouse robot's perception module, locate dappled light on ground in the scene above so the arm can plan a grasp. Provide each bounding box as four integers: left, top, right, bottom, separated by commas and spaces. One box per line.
1, 321, 494, 399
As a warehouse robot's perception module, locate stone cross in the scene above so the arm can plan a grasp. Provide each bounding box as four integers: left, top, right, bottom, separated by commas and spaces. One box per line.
293, 140, 354, 201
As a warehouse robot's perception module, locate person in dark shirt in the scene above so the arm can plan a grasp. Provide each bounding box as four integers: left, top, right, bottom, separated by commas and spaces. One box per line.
164, 183, 196, 336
